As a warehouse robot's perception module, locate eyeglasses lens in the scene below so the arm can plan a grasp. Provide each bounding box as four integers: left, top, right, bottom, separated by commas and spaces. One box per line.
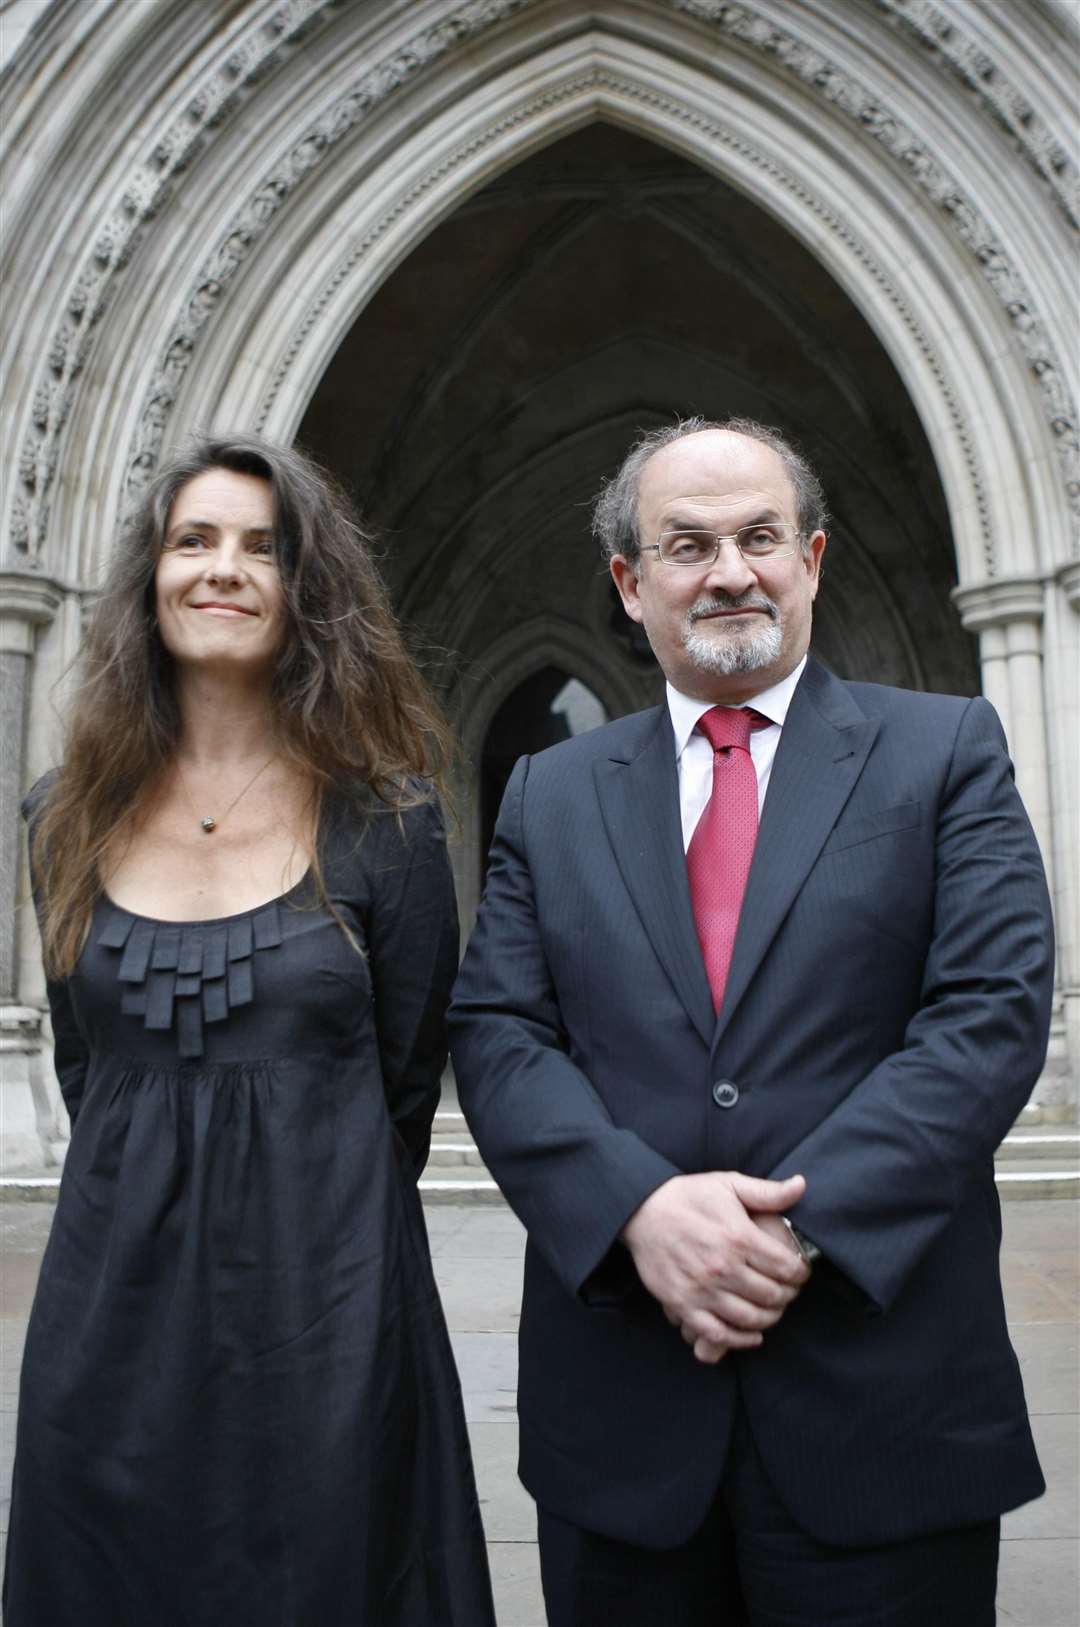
656, 525, 798, 564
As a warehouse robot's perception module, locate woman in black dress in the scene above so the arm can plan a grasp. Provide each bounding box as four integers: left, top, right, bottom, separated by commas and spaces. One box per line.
6, 435, 496, 1625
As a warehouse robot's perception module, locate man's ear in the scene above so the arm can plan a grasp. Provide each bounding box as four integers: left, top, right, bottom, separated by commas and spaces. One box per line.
610, 555, 645, 624
806, 530, 826, 597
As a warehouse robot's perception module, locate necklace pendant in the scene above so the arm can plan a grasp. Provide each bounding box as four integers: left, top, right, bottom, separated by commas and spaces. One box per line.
200, 817, 217, 833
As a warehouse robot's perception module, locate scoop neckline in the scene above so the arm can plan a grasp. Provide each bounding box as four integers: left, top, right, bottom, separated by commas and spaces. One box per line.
101, 868, 312, 928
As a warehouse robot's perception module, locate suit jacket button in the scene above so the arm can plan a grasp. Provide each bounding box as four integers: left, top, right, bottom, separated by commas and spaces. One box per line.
712, 1079, 739, 1109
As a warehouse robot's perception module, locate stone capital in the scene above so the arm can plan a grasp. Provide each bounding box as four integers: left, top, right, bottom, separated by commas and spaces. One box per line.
951, 576, 1045, 634
1058, 560, 1080, 612
0, 1005, 45, 1045
0, 572, 63, 656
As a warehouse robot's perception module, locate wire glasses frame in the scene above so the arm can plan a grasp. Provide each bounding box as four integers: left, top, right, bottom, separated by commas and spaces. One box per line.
641, 523, 803, 566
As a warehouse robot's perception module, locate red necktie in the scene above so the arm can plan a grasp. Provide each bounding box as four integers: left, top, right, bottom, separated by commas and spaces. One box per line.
686, 707, 769, 1013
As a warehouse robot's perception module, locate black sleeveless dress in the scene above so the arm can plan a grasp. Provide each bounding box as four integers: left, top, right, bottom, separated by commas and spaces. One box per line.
5, 786, 496, 1627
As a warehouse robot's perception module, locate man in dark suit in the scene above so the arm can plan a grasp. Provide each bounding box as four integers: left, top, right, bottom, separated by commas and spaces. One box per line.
448, 418, 1054, 1626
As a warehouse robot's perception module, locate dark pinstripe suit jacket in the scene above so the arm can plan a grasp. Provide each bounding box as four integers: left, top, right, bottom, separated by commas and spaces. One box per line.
448, 658, 1053, 1548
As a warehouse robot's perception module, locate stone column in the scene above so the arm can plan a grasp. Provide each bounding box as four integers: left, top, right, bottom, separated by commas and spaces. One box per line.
953, 573, 1073, 1113
952, 578, 1053, 884
0, 572, 62, 1170
1048, 560, 1080, 1113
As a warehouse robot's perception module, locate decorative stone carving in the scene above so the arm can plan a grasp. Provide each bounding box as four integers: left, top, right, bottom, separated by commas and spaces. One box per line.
871, 0, 1077, 228
669, 0, 1077, 234
10, 0, 348, 561
121, 0, 534, 502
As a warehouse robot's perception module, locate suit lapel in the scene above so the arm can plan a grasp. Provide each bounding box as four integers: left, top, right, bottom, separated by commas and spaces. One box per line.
593, 709, 716, 1047
713, 660, 879, 1045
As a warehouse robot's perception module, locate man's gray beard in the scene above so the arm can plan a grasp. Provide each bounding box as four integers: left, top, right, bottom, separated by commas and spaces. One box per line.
683, 612, 783, 676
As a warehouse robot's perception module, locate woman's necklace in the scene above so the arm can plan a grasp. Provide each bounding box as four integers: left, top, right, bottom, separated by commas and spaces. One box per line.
175, 754, 277, 834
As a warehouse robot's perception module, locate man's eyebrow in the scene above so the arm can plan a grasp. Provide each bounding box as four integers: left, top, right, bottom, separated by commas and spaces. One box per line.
658, 507, 783, 531
658, 511, 715, 531
735, 509, 785, 528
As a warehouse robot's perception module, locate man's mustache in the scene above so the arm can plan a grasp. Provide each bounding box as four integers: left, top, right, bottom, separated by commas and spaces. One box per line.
688, 592, 778, 622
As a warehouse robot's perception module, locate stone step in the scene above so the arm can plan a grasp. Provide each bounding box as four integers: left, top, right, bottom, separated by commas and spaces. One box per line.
417, 1177, 504, 1205
8, 1166, 1074, 1206
0, 1175, 61, 1202
4, 1165, 1076, 1205
431, 1110, 468, 1136
5, 1120, 1077, 1206
995, 1127, 1079, 1198
423, 1111, 497, 1199
993, 1168, 1080, 1200
1016, 1101, 1076, 1127
997, 1132, 1080, 1161
996, 1109, 1078, 1200
425, 1142, 488, 1168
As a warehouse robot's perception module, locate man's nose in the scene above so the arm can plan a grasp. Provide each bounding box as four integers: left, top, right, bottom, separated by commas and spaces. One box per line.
702, 537, 757, 594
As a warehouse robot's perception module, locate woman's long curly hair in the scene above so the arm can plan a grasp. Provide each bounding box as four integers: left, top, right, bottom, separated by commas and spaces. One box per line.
33, 433, 454, 977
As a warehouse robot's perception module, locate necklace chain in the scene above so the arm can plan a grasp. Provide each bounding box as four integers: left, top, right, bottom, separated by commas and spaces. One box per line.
175, 755, 277, 835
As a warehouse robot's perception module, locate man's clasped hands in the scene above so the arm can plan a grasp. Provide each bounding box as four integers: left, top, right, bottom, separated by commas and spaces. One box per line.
621, 1172, 812, 1364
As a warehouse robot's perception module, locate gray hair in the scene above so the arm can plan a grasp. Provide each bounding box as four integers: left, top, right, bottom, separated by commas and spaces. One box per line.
591, 415, 829, 567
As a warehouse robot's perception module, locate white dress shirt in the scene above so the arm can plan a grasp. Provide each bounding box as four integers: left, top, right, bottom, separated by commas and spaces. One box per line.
668, 656, 807, 851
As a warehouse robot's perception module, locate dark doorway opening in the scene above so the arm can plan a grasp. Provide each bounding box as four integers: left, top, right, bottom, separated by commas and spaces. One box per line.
480, 669, 607, 866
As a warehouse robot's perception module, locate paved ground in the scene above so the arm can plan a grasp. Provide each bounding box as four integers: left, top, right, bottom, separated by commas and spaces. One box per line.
1, 1199, 1077, 1625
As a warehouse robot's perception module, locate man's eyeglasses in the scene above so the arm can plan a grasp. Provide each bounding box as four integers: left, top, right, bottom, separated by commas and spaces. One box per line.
641, 524, 802, 567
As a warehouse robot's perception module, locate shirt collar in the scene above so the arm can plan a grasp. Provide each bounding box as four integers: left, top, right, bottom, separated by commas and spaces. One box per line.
667, 655, 808, 759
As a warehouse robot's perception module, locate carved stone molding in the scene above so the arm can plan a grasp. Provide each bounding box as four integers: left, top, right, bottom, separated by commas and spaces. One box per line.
257, 65, 997, 577
667, 0, 1078, 540
666, 0, 1078, 229
119, 0, 534, 505
871, 0, 1078, 229
11, 0, 1079, 570
9, 0, 347, 562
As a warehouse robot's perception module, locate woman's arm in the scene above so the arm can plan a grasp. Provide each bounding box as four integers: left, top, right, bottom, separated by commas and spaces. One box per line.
22, 772, 91, 1127
42, 973, 91, 1128
366, 795, 460, 1177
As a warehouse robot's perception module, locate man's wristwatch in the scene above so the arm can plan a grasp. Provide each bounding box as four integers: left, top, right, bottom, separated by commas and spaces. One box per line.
781, 1217, 822, 1265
